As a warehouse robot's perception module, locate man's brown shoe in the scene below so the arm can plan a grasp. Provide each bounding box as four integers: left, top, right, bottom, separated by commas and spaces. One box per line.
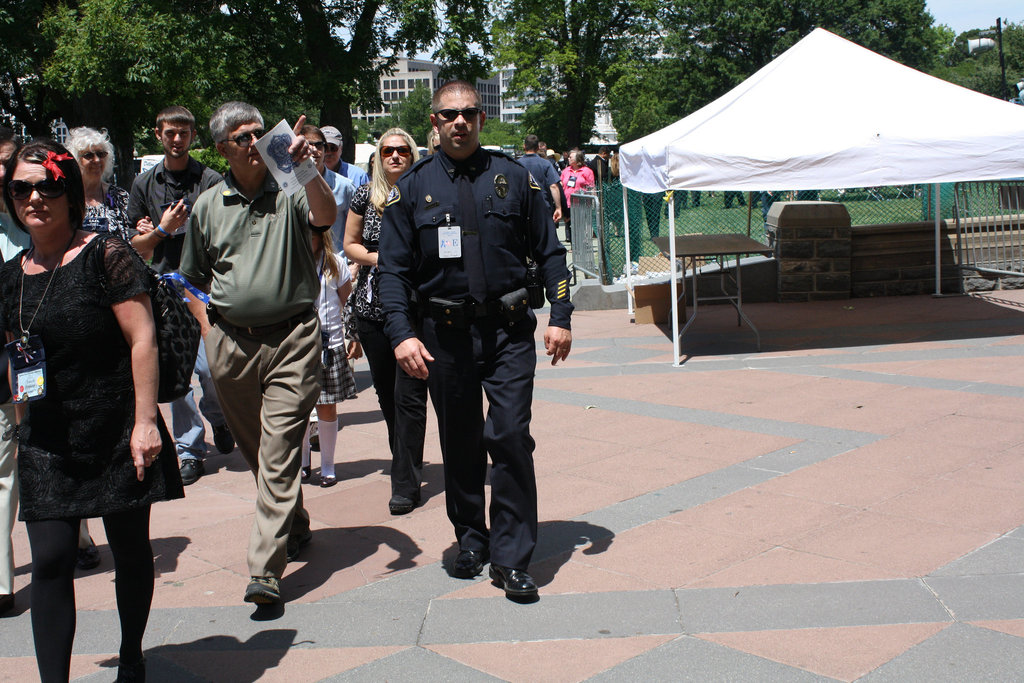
243, 577, 280, 604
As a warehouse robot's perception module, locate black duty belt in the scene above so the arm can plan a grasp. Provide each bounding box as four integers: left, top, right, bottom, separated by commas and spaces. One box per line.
209, 305, 312, 338
428, 289, 529, 329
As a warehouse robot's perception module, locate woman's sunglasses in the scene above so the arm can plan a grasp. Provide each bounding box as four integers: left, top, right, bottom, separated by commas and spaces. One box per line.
8, 178, 67, 201
381, 145, 412, 157
82, 150, 109, 161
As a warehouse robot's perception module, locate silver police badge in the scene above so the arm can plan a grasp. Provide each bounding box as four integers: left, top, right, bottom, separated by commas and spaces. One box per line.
494, 174, 509, 198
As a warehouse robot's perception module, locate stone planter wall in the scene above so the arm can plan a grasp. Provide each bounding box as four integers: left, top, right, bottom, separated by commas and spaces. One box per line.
766, 202, 852, 302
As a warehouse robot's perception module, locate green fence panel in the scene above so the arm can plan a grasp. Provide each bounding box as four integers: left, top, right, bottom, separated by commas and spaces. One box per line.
594, 181, 944, 284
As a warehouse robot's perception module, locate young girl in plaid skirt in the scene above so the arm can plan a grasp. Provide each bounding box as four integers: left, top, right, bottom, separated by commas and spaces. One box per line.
303, 229, 361, 487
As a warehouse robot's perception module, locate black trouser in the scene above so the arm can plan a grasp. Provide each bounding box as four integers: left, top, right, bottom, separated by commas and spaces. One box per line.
356, 316, 428, 500
420, 311, 539, 570
644, 195, 663, 238
26, 507, 153, 683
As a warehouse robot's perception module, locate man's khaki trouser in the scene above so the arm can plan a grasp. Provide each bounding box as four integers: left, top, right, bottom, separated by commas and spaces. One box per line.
205, 312, 321, 579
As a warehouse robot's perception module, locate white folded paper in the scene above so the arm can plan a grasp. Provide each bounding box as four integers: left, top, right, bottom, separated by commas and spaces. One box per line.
254, 119, 320, 196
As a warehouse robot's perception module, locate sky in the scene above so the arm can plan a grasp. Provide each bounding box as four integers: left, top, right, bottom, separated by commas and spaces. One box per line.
926, 0, 1019, 34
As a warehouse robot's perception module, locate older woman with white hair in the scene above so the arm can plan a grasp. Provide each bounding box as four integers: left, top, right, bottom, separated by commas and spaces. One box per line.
66, 127, 131, 241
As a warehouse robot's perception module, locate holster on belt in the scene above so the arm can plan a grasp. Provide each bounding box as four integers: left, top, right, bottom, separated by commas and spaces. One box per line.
428, 298, 472, 329
498, 288, 530, 324
428, 290, 529, 329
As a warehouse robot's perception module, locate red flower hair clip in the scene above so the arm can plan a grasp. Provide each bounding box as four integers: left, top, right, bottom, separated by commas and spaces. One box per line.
41, 151, 73, 181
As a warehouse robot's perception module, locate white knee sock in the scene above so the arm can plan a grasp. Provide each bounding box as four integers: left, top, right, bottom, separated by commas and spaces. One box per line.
319, 417, 338, 479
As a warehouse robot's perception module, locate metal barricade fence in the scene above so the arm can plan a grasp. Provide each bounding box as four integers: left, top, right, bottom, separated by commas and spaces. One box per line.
569, 191, 602, 282
954, 181, 1024, 279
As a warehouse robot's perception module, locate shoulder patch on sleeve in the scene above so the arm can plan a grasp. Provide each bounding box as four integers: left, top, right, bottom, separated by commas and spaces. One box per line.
385, 186, 401, 206
528, 173, 541, 191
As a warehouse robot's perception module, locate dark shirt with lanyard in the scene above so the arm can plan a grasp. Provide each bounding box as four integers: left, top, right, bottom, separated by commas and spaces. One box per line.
127, 157, 222, 273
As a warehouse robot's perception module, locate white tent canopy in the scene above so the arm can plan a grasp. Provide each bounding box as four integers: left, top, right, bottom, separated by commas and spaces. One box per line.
620, 28, 1024, 193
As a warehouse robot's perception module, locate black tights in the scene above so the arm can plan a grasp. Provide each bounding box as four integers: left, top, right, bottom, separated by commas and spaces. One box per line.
26, 507, 154, 683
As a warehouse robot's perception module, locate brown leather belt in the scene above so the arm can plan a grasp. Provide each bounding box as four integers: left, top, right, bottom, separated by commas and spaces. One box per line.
209, 305, 312, 337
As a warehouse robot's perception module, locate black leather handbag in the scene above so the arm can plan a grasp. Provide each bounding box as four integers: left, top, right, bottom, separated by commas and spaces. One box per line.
94, 235, 200, 403
149, 272, 201, 402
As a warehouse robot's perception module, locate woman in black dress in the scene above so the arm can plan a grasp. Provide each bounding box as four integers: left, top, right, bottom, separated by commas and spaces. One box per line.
1, 140, 182, 682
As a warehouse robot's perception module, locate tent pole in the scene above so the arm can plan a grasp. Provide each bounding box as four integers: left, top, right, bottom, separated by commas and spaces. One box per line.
668, 192, 681, 367
623, 184, 633, 315
746, 192, 753, 237
934, 183, 941, 296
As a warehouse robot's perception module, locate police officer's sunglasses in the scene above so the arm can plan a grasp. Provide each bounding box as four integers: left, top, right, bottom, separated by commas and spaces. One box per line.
433, 107, 482, 122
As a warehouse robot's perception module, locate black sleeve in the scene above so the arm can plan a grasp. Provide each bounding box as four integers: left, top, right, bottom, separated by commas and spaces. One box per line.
97, 236, 151, 306
126, 175, 150, 238
378, 179, 419, 348
524, 171, 573, 329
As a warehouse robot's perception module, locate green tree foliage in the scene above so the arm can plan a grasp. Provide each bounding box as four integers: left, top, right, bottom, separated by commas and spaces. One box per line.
230, 0, 492, 163
479, 119, 523, 148
351, 118, 375, 145
931, 22, 1024, 100
2, 0, 490, 186
370, 84, 434, 147
190, 148, 229, 176
493, 0, 658, 149
2, 0, 289, 186
0, 1, 61, 134
609, 0, 947, 143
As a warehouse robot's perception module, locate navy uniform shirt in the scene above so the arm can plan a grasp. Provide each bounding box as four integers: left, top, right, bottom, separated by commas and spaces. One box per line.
517, 152, 560, 212
379, 146, 573, 348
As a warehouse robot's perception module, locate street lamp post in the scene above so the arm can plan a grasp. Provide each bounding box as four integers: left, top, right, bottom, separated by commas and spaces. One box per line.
968, 19, 1012, 101
996, 18, 1009, 101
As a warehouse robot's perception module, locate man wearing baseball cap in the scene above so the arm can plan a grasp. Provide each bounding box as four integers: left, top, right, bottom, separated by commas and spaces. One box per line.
321, 126, 369, 189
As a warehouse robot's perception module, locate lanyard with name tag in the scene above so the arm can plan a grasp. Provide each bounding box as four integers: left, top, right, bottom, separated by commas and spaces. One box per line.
7, 335, 47, 403
438, 212, 462, 259
12, 235, 75, 403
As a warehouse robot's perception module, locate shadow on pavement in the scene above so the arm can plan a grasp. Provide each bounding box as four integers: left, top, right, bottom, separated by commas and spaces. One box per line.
283, 525, 422, 601
100, 628, 301, 682
651, 293, 1024, 358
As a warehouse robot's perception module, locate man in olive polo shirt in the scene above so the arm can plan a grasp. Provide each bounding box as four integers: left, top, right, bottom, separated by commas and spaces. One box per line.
180, 101, 337, 605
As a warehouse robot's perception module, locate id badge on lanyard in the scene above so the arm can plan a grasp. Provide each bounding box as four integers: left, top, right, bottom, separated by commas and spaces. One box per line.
7, 335, 47, 403
438, 213, 462, 259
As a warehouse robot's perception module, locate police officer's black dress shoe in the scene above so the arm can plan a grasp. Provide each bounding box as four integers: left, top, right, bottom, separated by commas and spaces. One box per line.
450, 549, 489, 578
388, 494, 418, 515
0, 593, 13, 616
489, 565, 539, 602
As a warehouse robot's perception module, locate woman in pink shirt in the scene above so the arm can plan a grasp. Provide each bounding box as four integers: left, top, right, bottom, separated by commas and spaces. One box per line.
560, 150, 595, 239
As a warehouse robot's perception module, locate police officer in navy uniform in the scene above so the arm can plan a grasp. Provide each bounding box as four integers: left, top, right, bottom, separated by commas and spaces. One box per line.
379, 80, 573, 602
